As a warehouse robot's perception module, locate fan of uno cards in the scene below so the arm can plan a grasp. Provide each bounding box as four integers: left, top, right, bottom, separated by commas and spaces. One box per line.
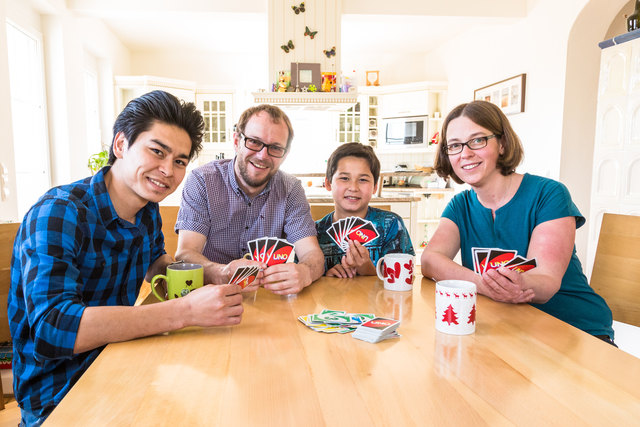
326, 216, 380, 251
472, 247, 537, 274
229, 265, 260, 289
248, 237, 295, 266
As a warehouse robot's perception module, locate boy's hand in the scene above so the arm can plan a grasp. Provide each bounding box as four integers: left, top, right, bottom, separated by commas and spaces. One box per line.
342, 240, 376, 275
326, 263, 357, 278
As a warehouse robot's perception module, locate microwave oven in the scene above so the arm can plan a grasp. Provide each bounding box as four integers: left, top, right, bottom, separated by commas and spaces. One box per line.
381, 115, 429, 149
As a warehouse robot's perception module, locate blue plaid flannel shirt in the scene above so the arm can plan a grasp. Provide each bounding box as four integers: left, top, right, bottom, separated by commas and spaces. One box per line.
8, 167, 165, 418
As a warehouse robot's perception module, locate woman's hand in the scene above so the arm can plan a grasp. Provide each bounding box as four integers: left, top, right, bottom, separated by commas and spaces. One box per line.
480, 267, 535, 304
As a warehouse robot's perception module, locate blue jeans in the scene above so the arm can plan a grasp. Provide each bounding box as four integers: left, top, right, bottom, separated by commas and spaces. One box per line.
20, 408, 48, 427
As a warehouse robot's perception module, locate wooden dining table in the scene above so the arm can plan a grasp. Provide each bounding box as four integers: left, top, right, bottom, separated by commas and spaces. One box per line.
45, 274, 640, 425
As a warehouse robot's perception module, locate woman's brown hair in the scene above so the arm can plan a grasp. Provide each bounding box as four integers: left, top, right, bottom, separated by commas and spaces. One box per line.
434, 100, 523, 184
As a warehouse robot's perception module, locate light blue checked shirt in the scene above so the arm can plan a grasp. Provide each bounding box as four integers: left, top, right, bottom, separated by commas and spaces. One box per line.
176, 158, 316, 264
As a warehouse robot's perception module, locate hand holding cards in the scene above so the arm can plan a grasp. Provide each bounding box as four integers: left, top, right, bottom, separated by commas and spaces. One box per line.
229, 265, 260, 289
326, 216, 379, 251
472, 247, 537, 275
247, 237, 295, 266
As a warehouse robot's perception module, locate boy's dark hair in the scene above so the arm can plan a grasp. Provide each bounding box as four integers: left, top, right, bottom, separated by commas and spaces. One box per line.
325, 142, 381, 183
108, 90, 204, 165
235, 104, 294, 149
434, 100, 523, 184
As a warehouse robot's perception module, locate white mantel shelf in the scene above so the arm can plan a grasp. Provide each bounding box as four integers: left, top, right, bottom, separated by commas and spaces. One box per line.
251, 92, 358, 110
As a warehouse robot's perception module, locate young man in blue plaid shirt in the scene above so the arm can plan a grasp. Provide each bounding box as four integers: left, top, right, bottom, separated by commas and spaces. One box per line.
8, 91, 244, 426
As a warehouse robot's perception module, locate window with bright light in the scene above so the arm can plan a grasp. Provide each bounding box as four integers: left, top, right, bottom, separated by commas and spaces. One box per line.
6, 20, 50, 217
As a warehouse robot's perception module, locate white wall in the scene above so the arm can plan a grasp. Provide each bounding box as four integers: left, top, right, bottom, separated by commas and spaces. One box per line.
131, 49, 267, 95
424, 0, 593, 180
0, 0, 18, 221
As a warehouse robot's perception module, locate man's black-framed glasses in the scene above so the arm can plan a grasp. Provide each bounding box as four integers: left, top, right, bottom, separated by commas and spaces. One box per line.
444, 134, 498, 155
239, 133, 287, 158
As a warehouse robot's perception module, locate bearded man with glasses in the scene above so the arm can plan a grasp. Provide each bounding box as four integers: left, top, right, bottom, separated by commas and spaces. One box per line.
176, 104, 324, 295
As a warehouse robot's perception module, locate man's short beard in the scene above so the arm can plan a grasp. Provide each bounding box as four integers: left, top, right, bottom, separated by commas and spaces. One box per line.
237, 157, 273, 188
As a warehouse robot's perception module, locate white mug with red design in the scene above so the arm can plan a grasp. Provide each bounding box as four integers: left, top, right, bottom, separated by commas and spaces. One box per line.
435, 280, 477, 335
375, 253, 414, 291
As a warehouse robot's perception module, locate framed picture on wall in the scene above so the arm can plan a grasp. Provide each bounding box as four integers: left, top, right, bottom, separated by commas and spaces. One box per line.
291, 62, 321, 91
474, 74, 526, 115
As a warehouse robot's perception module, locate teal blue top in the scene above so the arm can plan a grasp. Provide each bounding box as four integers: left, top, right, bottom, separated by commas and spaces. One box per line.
442, 173, 613, 338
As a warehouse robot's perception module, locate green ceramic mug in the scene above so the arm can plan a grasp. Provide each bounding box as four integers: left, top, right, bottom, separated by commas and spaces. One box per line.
150, 262, 203, 301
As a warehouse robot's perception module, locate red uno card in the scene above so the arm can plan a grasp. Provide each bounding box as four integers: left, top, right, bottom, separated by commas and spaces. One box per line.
472, 248, 491, 274
248, 239, 260, 261
505, 258, 537, 273
267, 239, 295, 266
360, 317, 399, 332
503, 256, 527, 268
483, 249, 517, 272
346, 222, 379, 245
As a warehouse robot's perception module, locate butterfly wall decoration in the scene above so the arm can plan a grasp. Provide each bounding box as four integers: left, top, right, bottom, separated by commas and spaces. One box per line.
304, 26, 318, 40
280, 40, 295, 53
323, 46, 336, 58
292, 2, 305, 14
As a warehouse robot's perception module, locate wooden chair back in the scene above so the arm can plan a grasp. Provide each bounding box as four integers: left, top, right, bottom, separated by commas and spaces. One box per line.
159, 206, 179, 259
0, 223, 20, 344
590, 213, 640, 327
0, 223, 20, 405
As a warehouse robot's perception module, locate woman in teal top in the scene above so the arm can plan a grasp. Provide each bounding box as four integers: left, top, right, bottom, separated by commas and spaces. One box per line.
421, 100, 614, 342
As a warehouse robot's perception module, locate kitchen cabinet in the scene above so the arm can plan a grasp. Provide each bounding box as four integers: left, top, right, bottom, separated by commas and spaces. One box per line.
359, 82, 447, 150
195, 93, 233, 147
337, 103, 360, 143
380, 90, 429, 118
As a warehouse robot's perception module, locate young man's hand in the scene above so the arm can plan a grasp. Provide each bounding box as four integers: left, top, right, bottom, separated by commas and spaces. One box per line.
341, 240, 376, 276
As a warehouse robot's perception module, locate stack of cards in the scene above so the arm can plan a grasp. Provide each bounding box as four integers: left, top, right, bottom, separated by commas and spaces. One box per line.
352, 317, 401, 343
472, 247, 537, 274
248, 237, 295, 266
229, 265, 260, 289
326, 216, 380, 251
298, 309, 375, 334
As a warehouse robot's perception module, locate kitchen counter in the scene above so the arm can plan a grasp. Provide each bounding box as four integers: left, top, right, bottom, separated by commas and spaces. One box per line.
307, 196, 420, 203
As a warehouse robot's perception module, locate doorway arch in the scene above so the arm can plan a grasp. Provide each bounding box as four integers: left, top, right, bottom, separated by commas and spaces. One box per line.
559, 0, 630, 266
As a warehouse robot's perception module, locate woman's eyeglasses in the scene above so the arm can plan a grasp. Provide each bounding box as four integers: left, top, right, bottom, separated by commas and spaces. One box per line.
444, 134, 497, 155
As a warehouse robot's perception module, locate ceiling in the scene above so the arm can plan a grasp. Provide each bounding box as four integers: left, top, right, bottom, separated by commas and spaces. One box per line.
66, 0, 522, 56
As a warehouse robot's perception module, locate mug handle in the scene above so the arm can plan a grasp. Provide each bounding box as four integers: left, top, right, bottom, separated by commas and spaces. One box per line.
150, 274, 168, 302
376, 258, 386, 281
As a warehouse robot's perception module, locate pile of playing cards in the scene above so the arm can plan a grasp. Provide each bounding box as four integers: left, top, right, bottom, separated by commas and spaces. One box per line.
298, 309, 375, 334
229, 265, 260, 289
352, 317, 401, 343
326, 216, 380, 251
248, 237, 295, 266
472, 247, 537, 274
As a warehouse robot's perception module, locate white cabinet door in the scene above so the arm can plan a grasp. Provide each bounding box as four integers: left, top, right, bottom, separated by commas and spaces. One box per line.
381, 91, 429, 118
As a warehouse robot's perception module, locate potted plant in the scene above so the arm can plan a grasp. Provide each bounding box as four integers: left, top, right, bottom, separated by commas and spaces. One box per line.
88, 150, 109, 175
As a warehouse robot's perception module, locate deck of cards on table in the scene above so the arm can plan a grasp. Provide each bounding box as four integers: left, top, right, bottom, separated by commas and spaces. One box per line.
472, 247, 537, 274
326, 216, 380, 251
298, 309, 376, 333
247, 237, 295, 265
352, 317, 401, 343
